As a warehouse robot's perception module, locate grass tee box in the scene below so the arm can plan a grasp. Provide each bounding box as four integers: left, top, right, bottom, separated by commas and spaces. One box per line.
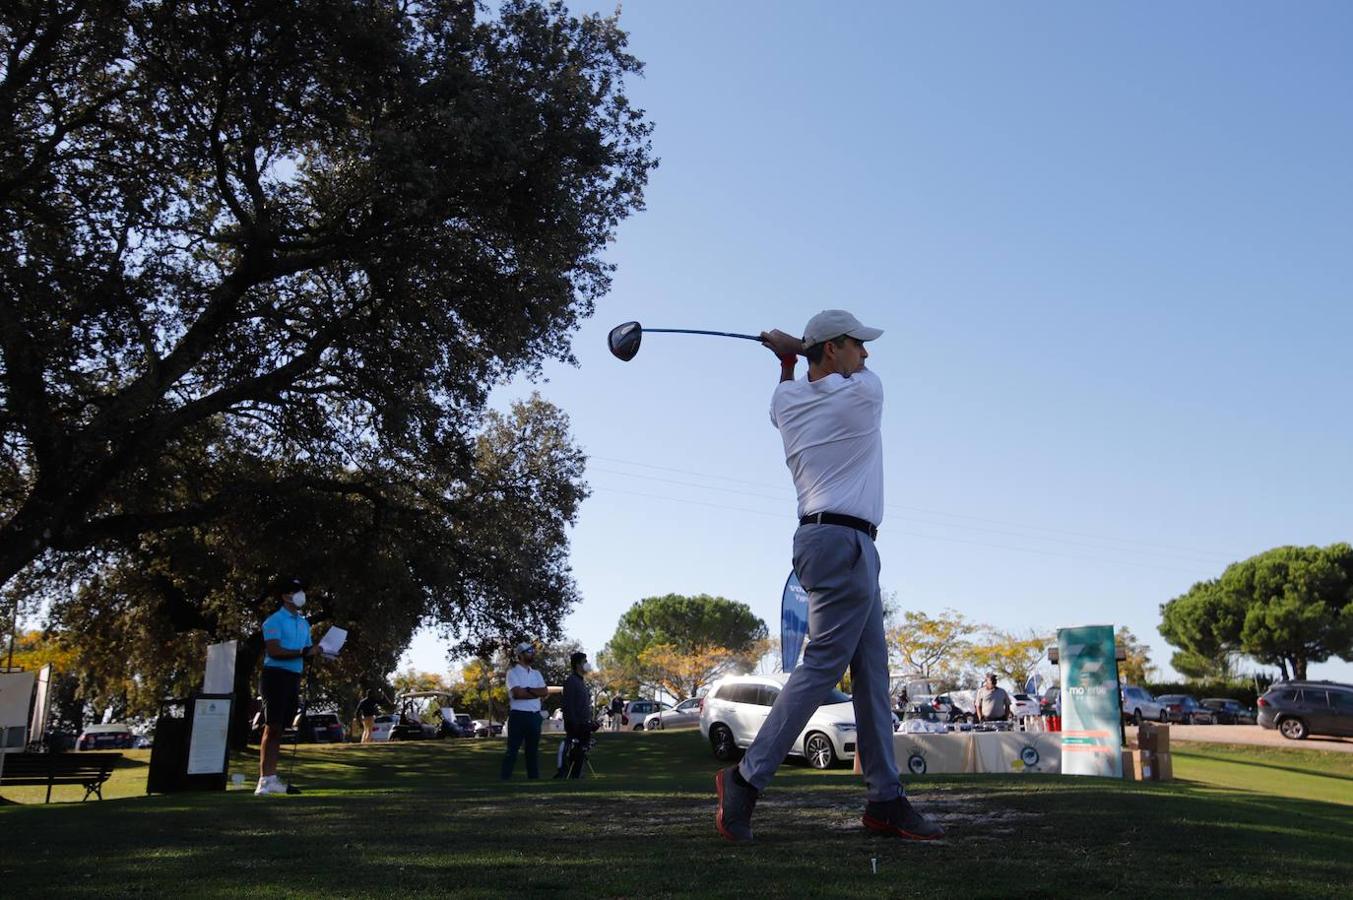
0, 735, 1351, 898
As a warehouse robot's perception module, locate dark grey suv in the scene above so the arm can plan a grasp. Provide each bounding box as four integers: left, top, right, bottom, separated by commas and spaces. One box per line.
1256, 681, 1353, 740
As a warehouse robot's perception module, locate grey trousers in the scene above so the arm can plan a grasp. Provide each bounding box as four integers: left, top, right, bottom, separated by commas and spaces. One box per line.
738, 523, 902, 802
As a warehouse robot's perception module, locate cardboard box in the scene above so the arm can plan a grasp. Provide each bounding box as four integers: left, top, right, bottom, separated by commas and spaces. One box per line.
1124, 750, 1155, 781
1138, 722, 1171, 754
1153, 751, 1173, 782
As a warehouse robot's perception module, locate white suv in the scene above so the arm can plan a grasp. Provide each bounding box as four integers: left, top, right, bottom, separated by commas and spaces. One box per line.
699, 673, 858, 769
619, 698, 670, 730
1120, 685, 1166, 725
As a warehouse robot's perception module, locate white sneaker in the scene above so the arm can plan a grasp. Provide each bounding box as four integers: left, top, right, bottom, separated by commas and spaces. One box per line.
254, 775, 288, 796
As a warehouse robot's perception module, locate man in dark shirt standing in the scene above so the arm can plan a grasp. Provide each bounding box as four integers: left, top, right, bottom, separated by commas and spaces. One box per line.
355, 690, 381, 743
556, 651, 597, 778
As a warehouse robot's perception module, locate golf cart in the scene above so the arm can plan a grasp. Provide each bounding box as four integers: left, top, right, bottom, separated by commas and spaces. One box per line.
394, 691, 465, 739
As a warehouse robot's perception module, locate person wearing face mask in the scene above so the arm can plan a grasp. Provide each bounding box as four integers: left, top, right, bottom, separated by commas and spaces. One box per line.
256, 575, 319, 796
555, 651, 599, 779
501, 641, 549, 780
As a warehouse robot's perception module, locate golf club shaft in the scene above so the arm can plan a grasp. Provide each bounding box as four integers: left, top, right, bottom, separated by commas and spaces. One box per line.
642, 328, 761, 342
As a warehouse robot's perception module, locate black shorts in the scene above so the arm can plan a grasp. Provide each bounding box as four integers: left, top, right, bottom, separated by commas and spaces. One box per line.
260, 667, 301, 728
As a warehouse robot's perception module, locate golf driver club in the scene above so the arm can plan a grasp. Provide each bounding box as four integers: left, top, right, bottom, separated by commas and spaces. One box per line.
608, 321, 762, 362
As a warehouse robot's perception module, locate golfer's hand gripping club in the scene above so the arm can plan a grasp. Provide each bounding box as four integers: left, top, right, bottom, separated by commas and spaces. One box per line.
760, 329, 805, 362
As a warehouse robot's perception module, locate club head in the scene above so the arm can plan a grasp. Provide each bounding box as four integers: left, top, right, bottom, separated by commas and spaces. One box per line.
608, 321, 642, 361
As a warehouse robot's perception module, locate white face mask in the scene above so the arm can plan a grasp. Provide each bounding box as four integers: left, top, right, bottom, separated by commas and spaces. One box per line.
582, 662, 595, 674
289, 591, 306, 609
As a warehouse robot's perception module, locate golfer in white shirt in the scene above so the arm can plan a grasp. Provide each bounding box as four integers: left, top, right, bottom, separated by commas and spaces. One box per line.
714, 310, 944, 844
501, 642, 548, 779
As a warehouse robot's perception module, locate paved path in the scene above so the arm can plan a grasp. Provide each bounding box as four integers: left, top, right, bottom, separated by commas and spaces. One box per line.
1129, 723, 1353, 753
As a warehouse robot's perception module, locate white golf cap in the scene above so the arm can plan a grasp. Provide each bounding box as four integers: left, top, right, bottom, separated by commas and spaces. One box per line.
801, 309, 884, 346
515, 641, 535, 656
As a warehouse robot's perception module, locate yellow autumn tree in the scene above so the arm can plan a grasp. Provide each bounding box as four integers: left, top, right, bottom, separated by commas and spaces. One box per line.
1116, 626, 1154, 684
637, 643, 741, 700
965, 629, 1053, 691
887, 609, 977, 685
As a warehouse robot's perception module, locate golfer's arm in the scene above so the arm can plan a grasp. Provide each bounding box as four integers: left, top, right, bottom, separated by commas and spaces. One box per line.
778, 356, 796, 383
264, 638, 306, 660
509, 686, 548, 699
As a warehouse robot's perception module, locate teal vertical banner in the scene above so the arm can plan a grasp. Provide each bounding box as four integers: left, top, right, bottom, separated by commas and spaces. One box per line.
1058, 625, 1124, 778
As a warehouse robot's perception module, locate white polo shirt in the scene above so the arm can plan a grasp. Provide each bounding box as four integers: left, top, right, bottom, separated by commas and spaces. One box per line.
506, 664, 546, 712
770, 366, 884, 526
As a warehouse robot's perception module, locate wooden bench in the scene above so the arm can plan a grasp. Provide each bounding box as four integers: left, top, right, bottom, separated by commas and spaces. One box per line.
0, 752, 122, 803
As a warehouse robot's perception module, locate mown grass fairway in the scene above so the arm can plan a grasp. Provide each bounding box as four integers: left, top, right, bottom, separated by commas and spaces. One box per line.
3, 732, 1351, 898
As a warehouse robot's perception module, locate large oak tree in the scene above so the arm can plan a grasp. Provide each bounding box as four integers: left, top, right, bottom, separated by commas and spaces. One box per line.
0, 1, 654, 588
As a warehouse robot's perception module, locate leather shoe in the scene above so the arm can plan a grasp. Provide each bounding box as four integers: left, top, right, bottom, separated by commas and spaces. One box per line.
862, 795, 944, 840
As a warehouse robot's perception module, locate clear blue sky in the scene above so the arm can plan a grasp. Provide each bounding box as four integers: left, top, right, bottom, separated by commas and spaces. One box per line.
404, 1, 1353, 685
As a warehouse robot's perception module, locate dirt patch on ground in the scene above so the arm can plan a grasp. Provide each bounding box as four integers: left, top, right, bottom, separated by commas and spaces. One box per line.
574, 789, 1036, 844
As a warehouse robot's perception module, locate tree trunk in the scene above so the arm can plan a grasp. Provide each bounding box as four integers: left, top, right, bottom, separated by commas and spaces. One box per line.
1291, 657, 1307, 680
1277, 658, 1290, 681
230, 635, 264, 752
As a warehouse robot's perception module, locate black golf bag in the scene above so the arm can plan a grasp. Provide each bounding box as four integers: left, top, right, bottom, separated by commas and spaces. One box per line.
555, 722, 599, 779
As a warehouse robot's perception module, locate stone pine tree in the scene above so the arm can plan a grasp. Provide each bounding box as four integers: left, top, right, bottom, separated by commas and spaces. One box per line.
1160, 543, 1353, 681
600, 594, 768, 698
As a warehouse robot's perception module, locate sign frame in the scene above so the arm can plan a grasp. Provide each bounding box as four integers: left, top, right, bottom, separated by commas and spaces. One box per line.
184, 693, 233, 790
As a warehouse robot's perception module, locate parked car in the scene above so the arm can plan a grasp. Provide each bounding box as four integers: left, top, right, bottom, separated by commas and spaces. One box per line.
911, 694, 971, 723
1257, 680, 1353, 740
296, 712, 346, 743
44, 730, 78, 752
1010, 693, 1041, 719
900, 702, 943, 723
76, 723, 134, 750
366, 711, 427, 741
1156, 694, 1217, 724
644, 697, 703, 731
700, 674, 858, 769
1120, 685, 1167, 725
471, 719, 504, 738
454, 713, 474, 736
1040, 686, 1060, 716
370, 713, 400, 742
617, 698, 670, 730
1200, 698, 1257, 725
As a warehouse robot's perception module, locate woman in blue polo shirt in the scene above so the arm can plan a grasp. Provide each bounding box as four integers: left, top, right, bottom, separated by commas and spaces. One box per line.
256, 575, 317, 796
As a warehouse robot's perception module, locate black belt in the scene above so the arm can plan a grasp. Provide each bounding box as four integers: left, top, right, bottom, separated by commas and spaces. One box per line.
799, 512, 877, 541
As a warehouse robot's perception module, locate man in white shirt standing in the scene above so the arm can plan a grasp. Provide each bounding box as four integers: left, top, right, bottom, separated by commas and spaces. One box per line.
714, 310, 944, 843
501, 641, 548, 779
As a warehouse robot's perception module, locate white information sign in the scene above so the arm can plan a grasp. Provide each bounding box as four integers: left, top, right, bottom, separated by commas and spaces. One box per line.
187, 697, 232, 775
0, 671, 35, 727
204, 641, 238, 694
0, 671, 35, 756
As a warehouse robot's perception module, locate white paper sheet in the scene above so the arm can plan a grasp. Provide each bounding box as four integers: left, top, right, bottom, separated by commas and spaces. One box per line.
318, 626, 348, 658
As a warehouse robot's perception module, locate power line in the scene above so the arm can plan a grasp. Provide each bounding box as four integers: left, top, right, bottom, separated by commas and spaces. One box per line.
587, 461, 1239, 565
587, 483, 1208, 576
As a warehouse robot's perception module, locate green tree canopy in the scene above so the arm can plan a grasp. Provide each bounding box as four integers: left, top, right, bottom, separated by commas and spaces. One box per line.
599, 594, 767, 696
1160, 543, 1353, 680
0, 0, 654, 589
7, 394, 587, 737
